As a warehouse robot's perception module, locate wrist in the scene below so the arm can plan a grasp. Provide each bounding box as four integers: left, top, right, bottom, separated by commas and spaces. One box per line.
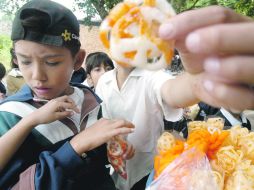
70, 135, 91, 156
20, 115, 38, 130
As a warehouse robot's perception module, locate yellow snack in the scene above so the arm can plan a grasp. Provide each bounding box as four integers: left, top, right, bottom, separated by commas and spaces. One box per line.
157, 131, 176, 153
183, 104, 200, 120
215, 146, 243, 176
99, 0, 176, 70
224, 170, 254, 190
223, 125, 249, 148
238, 132, 254, 161
211, 170, 224, 190
206, 117, 224, 131
188, 121, 207, 134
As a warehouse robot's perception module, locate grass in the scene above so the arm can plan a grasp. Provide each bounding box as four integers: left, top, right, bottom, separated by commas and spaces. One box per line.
0, 34, 12, 71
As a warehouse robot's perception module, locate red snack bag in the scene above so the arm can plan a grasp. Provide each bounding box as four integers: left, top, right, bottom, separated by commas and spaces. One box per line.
107, 135, 128, 179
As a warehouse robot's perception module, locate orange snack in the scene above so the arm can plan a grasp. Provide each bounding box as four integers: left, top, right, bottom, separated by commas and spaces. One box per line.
154, 140, 184, 178
99, 0, 176, 70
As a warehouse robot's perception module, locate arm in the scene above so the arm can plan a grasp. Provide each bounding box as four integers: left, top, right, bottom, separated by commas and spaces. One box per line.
161, 72, 200, 108
0, 96, 79, 172
159, 6, 254, 111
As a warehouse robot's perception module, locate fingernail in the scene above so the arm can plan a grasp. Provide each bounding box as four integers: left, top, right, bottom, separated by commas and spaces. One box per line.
204, 57, 220, 73
159, 23, 174, 39
186, 33, 200, 53
130, 128, 135, 132
203, 80, 214, 92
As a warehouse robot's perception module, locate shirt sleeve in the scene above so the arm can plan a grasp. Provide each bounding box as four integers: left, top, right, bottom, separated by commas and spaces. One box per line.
150, 70, 183, 122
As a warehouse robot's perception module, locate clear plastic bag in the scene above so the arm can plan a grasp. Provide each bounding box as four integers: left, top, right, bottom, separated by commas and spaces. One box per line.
146, 148, 219, 190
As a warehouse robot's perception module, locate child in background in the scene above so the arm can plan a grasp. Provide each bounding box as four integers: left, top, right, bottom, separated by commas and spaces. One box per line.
0, 63, 6, 100
84, 52, 114, 90
0, 1, 134, 190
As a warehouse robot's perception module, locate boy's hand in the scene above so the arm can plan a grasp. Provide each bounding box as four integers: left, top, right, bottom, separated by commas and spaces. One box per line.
122, 142, 135, 160
159, 6, 254, 111
70, 118, 135, 156
29, 95, 80, 125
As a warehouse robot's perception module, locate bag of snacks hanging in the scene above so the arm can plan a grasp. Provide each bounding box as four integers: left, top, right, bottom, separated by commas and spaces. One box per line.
107, 135, 128, 179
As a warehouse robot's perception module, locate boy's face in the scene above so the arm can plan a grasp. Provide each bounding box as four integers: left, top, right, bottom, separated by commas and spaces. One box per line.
15, 40, 80, 100
88, 63, 113, 87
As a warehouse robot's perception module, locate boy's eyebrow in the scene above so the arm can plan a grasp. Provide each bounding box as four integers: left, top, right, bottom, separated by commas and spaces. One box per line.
15, 53, 65, 59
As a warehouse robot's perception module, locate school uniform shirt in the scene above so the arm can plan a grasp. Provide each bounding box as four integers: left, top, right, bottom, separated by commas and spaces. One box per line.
0, 84, 115, 190
217, 108, 251, 130
96, 68, 183, 190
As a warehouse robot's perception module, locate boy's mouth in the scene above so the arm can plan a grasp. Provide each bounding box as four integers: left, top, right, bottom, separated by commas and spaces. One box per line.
34, 87, 51, 96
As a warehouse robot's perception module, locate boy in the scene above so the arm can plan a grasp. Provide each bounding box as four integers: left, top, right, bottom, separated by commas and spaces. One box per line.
84, 52, 114, 90
96, 62, 198, 189
0, 1, 134, 190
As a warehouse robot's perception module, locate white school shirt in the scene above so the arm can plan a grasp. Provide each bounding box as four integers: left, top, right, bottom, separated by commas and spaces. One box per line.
96, 68, 183, 190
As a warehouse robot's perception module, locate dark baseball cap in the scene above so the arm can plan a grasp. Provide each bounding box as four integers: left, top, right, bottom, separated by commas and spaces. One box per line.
11, 0, 81, 49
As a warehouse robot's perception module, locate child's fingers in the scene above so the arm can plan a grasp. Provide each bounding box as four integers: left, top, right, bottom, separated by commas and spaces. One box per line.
112, 119, 135, 130
123, 144, 135, 160
55, 111, 74, 119
53, 96, 80, 113
159, 6, 250, 40
111, 127, 135, 137
185, 23, 254, 55
199, 80, 254, 111
204, 55, 254, 84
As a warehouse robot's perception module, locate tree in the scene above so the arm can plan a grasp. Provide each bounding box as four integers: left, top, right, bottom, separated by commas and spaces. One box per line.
0, 0, 29, 17
74, 0, 121, 25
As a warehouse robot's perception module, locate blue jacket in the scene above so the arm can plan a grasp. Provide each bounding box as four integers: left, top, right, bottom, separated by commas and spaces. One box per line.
0, 84, 115, 190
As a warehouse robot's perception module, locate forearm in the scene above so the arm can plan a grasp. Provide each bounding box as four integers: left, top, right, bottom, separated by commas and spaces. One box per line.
0, 115, 37, 172
161, 72, 200, 108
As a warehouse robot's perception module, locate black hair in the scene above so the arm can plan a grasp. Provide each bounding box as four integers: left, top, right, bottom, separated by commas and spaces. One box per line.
85, 52, 114, 74
71, 67, 87, 83
19, 12, 80, 57
0, 63, 6, 79
10, 47, 18, 69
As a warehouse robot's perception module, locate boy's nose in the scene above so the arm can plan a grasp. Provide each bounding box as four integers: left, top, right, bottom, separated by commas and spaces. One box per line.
32, 65, 47, 81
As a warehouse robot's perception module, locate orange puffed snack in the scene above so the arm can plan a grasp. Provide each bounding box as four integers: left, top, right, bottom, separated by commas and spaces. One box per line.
154, 126, 229, 179
154, 139, 184, 178
99, 0, 176, 70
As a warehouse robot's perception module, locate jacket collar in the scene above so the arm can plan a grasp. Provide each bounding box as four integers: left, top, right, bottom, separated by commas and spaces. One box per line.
1, 83, 101, 104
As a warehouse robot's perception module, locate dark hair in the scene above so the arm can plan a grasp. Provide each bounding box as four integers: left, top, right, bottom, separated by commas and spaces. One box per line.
71, 67, 87, 83
10, 48, 18, 69
85, 52, 114, 74
0, 63, 6, 79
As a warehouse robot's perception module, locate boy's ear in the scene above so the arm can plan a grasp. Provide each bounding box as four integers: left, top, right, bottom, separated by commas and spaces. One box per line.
74, 49, 86, 71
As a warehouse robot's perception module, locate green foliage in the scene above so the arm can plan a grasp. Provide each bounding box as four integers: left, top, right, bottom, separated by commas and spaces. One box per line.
74, 0, 121, 25
170, 0, 254, 18
235, 0, 254, 17
0, 0, 29, 17
0, 35, 12, 70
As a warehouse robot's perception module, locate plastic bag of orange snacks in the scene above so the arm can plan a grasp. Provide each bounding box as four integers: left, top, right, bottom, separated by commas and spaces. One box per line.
147, 120, 254, 190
